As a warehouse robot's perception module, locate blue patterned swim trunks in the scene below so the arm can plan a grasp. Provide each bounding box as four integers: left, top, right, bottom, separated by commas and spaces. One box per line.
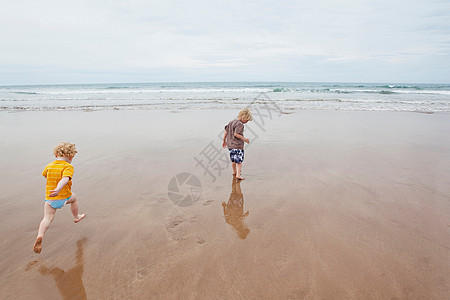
228, 149, 244, 163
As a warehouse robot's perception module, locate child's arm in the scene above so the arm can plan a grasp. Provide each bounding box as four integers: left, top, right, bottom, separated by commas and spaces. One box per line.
234, 133, 250, 144
49, 176, 70, 197
222, 130, 228, 148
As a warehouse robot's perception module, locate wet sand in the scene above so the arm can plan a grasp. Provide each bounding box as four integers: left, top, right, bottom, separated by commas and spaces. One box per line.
0, 109, 449, 299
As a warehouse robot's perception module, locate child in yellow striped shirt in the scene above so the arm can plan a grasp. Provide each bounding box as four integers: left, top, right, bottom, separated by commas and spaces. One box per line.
33, 142, 86, 254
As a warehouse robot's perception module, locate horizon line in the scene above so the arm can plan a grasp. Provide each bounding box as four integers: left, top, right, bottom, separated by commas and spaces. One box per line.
1, 80, 449, 87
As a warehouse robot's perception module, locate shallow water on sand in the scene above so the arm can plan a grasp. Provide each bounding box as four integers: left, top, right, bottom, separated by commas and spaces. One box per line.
1, 110, 449, 299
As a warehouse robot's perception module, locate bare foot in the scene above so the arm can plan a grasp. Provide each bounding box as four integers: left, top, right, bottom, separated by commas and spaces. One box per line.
236, 176, 245, 180
33, 237, 42, 254
74, 214, 86, 223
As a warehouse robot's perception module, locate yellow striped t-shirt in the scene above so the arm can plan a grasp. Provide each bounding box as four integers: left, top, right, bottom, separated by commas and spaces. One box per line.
42, 160, 74, 200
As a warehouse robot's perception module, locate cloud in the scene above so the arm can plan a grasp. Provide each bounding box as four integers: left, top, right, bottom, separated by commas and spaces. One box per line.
0, 0, 449, 84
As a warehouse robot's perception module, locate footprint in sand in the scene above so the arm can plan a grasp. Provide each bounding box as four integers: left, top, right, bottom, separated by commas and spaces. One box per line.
25, 260, 39, 271
166, 215, 199, 242
202, 200, 214, 206
138, 192, 167, 204
166, 217, 186, 241
136, 257, 150, 280
168, 219, 184, 230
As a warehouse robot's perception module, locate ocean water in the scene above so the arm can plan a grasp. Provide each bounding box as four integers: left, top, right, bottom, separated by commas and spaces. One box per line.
0, 82, 449, 112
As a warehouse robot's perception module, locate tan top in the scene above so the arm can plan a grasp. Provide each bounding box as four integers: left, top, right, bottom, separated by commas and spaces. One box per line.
225, 119, 245, 149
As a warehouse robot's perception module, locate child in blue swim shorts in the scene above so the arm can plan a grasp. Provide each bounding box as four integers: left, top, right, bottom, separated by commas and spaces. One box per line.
222, 108, 253, 180
33, 142, 86, 254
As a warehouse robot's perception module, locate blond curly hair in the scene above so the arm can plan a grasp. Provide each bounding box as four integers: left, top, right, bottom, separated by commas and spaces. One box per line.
53, 142, 77, 158
238, 108, 253, 122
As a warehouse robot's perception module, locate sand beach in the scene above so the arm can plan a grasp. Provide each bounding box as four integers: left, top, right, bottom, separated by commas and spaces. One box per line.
0, 109, 449, 299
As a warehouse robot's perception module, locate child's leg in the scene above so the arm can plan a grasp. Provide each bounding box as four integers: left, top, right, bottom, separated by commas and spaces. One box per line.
34, 203, 57, 253
232, 162, 237, 175
66, 193, 86, 223
236, 163, 244, 180
38, 203, 56, 237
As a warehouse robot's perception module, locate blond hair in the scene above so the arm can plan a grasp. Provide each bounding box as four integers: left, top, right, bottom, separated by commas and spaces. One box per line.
53, 142, 77, 158
238, 108, 253, 122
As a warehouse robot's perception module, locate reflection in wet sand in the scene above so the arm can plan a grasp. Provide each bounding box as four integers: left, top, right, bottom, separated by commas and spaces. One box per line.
38, 238, 87, 300
222, 177, 250, 239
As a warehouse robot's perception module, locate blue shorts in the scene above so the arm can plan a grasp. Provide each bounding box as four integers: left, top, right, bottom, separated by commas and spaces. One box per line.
229, 149, 244, 163
45, 197, 71, 209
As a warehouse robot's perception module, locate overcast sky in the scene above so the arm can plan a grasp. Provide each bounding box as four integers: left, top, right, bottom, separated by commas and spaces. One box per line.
1, 0, 449, 84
